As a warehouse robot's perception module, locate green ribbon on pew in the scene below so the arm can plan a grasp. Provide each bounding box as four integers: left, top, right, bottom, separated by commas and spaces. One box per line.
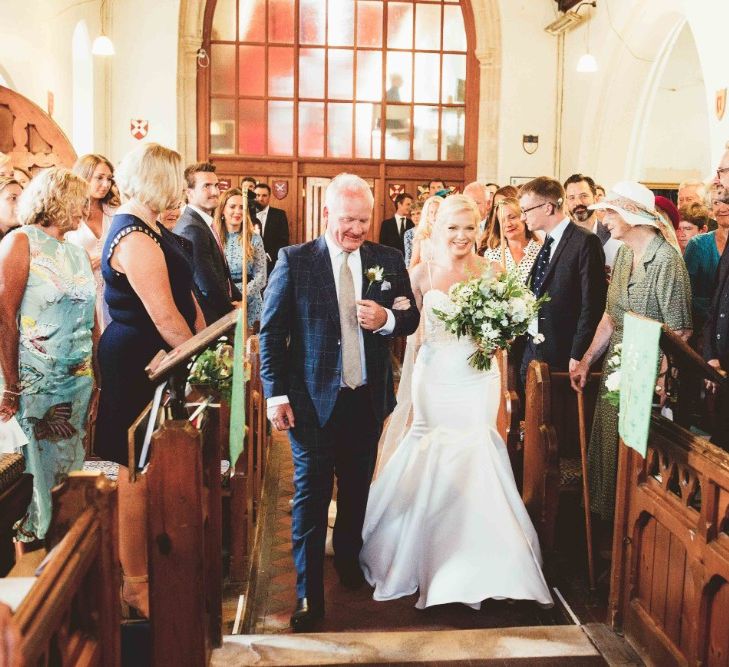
229, 309, 245, 467
618, 312, 662, 458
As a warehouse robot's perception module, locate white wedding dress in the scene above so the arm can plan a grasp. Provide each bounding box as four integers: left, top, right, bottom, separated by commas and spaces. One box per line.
360, 288, 553, 610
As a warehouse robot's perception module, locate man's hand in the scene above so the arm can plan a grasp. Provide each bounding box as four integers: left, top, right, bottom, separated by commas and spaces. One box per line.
568, 358, 579, 373
706, 359, 725, 393
356, 300, 387, 331
267, 402, 295, 431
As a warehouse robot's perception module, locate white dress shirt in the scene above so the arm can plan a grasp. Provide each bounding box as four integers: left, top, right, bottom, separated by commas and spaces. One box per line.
186, 203, 214, 228
256, 205, 270, 235
267, 233, 396, 411
528, 217, 570, 336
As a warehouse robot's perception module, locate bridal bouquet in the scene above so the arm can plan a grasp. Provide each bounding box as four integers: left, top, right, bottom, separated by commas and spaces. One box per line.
433, 269, 550, 371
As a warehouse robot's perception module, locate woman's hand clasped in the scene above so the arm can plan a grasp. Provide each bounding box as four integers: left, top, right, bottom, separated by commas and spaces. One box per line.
569, 359, 590, 393
0, 391, 18, 423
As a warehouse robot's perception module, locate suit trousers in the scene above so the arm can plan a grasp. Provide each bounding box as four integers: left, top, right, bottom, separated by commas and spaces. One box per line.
288, 385, 382, 609
520, 339, 540, 388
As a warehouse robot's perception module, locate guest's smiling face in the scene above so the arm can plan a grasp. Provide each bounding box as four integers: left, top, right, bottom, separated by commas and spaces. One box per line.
712, 198, 729, 230
602, 209, 631, 240
324, 191, 372, 252
501, 205, 527, 243
89, 162, 113, 201
223, 194, 245, 233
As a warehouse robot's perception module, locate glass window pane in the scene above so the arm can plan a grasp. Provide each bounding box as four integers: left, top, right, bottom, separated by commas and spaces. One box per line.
442, 54, 466, 103
414, 52, 439, 104
355, 102, 381, 159
299, 48, 325, 98
299, 101, 324, 156
441, 107, 465, 161
356, 51, 382, 101
269, 0, 294, 43
268, 46, 294, 97
239, 0, 265, 42
212, 0, 235, 40
443, 5, 466, 51
387, 3, 413, 49
327, 103, 353, 158
239, 45, 265, 95
413, 105, 438, 160
210, 99, 236, 154
239, 99, 265, 154
300, 0, 326, 44
211, 44, 236, 95
384, 104, 410, 159
328, 49, 354, 100
386, 51, 412, 103
415, 3, 441, 50
268, 101, 293, 155
328, 0, 354, 47
357, 1, 382, 47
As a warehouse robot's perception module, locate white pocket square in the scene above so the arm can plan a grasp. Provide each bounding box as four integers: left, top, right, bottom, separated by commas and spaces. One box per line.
381, 280, 391, 291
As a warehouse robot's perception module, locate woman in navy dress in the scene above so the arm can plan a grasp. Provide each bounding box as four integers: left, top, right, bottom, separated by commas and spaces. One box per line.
95, 143, 204, 617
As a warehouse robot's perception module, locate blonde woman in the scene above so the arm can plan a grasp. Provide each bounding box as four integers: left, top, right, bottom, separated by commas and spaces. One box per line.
0, 168, 96, 544
94, 143, 204, 616
213, 188, 266, 327
484, 198, 542, 284
67, 154, 119, 328
361, 194, 552, 610
408, 195, 441, 268
0, 152, 12, 178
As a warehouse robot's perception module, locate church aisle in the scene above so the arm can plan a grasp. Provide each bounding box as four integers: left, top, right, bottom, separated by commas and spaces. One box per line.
235, 433, 567, 635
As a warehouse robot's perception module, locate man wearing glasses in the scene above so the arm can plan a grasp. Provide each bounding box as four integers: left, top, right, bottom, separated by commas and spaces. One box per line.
518, 176, 607, 386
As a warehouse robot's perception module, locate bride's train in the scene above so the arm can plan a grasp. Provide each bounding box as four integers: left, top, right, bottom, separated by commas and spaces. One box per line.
360, 290, 553, 610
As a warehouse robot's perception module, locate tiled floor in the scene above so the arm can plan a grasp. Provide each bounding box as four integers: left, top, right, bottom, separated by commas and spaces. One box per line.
243, 433, 577, 635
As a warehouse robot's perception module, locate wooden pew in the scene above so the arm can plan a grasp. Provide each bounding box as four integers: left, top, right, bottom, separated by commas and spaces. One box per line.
11, 472, 119, 666
0, 453, 32, 576
522, 360, 601, 553
609, 326, 729, 666
495, 349, 521, 465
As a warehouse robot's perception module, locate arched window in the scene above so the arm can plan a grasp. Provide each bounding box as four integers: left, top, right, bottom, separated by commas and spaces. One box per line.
199, 0, 478, 243
72, 21, 94, 155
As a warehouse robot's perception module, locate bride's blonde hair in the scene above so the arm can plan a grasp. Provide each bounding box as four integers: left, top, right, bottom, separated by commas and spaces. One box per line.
433, 194, 480, 233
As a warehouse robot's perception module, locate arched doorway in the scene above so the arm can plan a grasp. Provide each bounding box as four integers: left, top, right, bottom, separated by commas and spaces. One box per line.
197, 0, 480, 243
0, 85, 77, 173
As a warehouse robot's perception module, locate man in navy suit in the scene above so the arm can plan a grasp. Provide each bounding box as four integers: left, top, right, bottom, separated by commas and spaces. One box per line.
260, 173, 420, 631
519, 176, 607, 385
174, 162, 241, 325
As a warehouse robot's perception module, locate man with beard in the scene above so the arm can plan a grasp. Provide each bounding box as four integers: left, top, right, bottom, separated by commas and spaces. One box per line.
564, 173, 621, 274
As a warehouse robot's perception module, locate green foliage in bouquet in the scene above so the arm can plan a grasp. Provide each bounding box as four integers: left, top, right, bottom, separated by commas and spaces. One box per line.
433, 269, 550, 371
188, 340, 235, 402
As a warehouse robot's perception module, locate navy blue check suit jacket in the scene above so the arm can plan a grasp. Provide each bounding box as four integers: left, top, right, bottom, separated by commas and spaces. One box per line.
259, 235, 419, 436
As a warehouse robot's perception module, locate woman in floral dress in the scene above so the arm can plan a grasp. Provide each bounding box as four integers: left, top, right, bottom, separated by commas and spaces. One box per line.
0, 168, 96, 542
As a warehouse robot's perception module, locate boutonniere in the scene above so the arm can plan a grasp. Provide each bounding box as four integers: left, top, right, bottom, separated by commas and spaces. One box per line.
364, 265, 385, 295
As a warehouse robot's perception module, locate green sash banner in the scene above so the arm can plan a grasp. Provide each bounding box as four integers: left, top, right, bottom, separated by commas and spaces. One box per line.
229, 310, 245, 467
618, 312, 662, 458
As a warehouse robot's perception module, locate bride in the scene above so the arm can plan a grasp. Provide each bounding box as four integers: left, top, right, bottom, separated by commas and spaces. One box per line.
360, 194, 553, 610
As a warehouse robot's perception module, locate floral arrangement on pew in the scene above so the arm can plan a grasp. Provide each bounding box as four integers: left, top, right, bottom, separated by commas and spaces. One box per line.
187, 339, 236, 403
603, 344, 622, 408
433, 268, 550, 371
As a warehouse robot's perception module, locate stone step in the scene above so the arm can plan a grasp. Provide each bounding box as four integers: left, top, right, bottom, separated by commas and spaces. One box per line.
211, 625, 606, 665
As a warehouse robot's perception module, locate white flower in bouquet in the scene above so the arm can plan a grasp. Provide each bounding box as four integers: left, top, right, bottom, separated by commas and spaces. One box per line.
603, 345, 622, 408
605, 369, 621, 393
532, 333, 545, 345
433, 269, 550, 371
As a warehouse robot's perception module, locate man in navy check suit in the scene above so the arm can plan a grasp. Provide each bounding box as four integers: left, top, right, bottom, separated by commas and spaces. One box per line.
259, 173, 420, 632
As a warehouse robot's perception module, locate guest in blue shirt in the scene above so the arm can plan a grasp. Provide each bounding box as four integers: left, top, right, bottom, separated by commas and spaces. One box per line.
213, 188, 267, 329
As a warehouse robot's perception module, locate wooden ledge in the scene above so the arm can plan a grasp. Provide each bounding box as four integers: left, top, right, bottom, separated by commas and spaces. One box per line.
211, 626, 605, 665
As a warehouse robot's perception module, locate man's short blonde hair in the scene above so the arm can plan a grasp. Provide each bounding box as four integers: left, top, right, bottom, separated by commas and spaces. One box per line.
115, 143, 183, 212
16, 167, 88, 231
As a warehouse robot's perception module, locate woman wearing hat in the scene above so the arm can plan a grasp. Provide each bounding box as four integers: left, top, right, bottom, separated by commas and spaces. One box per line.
570, 181, 692, 521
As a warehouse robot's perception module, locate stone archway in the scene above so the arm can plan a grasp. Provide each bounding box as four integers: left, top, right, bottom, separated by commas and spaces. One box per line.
177, 0, 503, 176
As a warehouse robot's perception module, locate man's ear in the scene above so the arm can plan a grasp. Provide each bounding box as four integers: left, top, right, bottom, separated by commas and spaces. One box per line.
322, 205, 329, 225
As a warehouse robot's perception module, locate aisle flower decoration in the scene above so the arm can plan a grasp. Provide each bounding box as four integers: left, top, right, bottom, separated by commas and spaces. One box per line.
433, 269, 550, 371
603, 344, 622, 408
188, 340, 236, 402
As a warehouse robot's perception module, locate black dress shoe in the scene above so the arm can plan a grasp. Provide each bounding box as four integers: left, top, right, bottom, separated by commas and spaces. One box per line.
290, 598, 324, 633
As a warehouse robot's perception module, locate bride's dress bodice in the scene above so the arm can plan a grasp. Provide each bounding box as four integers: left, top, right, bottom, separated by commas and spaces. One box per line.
422, 289, 470, 347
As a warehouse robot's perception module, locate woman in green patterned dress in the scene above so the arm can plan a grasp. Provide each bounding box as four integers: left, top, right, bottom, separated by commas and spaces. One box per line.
0, 168, 97, 542
570, 181, 692, 520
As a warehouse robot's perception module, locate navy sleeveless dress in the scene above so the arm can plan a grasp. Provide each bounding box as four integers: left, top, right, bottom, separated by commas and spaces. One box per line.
94, 214, 197, 465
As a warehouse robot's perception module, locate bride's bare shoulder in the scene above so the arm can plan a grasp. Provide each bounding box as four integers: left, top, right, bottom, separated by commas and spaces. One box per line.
408, 262, 430, 294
